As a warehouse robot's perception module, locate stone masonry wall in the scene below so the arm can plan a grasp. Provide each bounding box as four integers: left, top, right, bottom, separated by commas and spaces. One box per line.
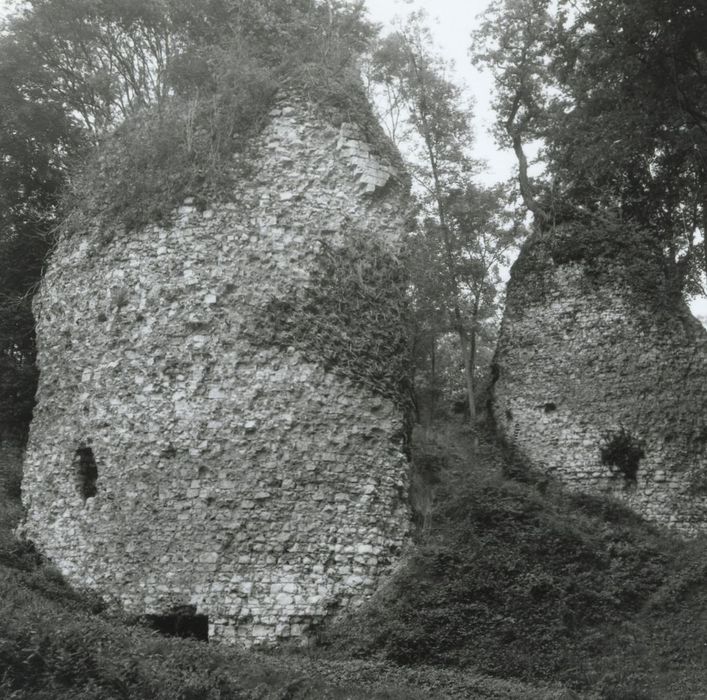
21, 97, 411, 645
493, 230, 707, 536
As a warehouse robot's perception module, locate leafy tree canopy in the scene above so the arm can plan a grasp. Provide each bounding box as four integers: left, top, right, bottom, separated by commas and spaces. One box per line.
474, 0, 707, 289
370, 13, 524, 427
0, 0, 377, 438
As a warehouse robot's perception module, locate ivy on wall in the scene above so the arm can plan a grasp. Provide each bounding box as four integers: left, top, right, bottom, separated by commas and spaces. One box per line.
251, 230, 413, 410
600, 427, 645, 485
509, 214, 687, 316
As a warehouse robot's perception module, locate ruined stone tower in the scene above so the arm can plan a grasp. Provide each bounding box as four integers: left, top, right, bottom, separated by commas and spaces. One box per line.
492, 226, 707, 536
21, 96, 412, 644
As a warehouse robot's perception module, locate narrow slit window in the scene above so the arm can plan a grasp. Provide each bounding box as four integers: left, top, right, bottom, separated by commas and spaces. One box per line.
75, 446, 98, 500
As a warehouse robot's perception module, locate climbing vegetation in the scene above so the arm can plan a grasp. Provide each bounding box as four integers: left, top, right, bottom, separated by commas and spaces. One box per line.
252, 231, 413, 408
60, 0, 382, 233
600, 428, 645, 484
510, 214, 691, 315
65, 53, 279, 232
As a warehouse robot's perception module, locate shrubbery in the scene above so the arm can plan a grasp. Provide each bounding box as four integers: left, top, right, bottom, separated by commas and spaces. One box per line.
63, 1, 396, 236
66, 52, 279, 233
600, 427, 645, 484
510, 213, 689, 315
319, 435, 697, 688
6, 421, 707, 696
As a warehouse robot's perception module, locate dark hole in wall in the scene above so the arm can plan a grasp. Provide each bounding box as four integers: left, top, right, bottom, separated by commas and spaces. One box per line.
161, 444, 177, 459
144, 606, 209, 641
75, 446, 97, 499
452, 394, 470, 416
543, 402, 557, 413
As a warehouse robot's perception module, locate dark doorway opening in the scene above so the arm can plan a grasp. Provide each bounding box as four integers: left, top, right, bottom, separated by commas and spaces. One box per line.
144, 605, 209, 642
75, 446, 98, 499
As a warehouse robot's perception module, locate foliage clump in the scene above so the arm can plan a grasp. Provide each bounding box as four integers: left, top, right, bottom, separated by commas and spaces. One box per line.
600, 427, 645, 484
67, 55, 279, 232
550, 217, 688, 304
509, 213, 689, 315
472, 0, 707, 293
59, 0, 383, 234
252, 232, 413, 408
319, 440, 679, 686
367, 13, 526, 425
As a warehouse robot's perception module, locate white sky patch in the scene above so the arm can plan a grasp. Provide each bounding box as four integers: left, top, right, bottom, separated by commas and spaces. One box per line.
365, 0, 517, 185
0, 0, 15, 21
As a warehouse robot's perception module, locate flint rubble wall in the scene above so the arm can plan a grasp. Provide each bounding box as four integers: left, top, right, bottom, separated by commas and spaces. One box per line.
493, 232, 707, 536
22, 98, 411, 644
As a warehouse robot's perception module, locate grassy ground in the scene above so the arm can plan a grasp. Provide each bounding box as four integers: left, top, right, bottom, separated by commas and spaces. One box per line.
0, 439, 575, 699
8, 419, 707, 698
319, 420, 707, 699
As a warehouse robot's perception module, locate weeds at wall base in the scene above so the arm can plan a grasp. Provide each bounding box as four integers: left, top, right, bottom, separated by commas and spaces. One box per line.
317, 420, 707, 694
6, 421, 707, 697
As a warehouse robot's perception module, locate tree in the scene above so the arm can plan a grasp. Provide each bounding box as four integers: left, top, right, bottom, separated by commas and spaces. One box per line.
0, 0, 377, 439
471, 0, 555, 226
473, 0, 707, 293
371, 12, 522, 433
1, 0, 375, 136
0, 12, 84, 441
410, 185, 521, 424
549, 0, 707, 283
3, 0, 181, 135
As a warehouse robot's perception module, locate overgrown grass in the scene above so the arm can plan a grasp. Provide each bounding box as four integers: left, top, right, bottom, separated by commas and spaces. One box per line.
319, 421, 707, 698
65, 24, 406, 238
65, 54, 279, 234
0, 441, 569, 699
0, 445, 390, 699
10, 420, 707, 698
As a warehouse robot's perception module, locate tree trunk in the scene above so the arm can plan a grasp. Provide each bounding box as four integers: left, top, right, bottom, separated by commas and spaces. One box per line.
702, 171, 707, 278
505, 88, 549, 228
429, 335, 437, 423
458, 328, 478, 451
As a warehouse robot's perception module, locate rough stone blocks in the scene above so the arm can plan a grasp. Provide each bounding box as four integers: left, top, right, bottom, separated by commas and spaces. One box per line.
21, 98, 411, 644
493, 230, 707, 536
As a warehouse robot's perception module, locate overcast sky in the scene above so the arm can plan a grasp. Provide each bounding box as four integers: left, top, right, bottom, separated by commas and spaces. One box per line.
365, 0, 516, 184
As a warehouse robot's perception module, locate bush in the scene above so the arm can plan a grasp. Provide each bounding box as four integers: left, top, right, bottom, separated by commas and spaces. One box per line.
63, 3, 396, 238
66, 51, 279, 233
320, 468, 673, 684
600, 428, 645, 484
510, 214, 686, 315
